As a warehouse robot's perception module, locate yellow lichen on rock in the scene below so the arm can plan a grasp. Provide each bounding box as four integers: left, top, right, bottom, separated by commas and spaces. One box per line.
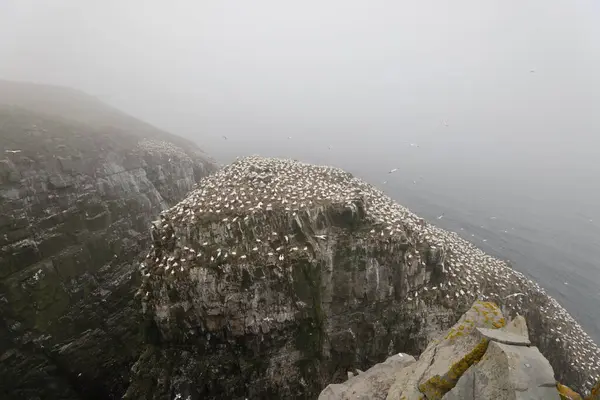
471, 301, 506, 329
587, 379, 600, 400
419, 338, 490, 399
557, 382, 583, 400
415, 302, 508, 400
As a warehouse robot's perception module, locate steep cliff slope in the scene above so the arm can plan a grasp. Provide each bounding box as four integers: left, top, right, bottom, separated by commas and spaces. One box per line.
0, 81, 217, 399
0, 79, 212, 160
126, 156, 599, 399
319, 301, 577, 400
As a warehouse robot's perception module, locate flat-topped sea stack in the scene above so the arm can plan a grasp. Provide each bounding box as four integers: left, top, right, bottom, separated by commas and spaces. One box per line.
126, 156, 599, 399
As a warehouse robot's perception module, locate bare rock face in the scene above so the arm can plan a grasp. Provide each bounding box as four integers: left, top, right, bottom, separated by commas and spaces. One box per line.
323, 302, 565, 400
444, 340, 560, 400
0, 83, 217, 400
318, 353, 416, 400
413, 301, 505, 400
125, 157, 599, 399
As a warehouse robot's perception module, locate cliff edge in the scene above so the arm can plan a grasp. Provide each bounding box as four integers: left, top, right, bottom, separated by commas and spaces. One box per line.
319, 301, 583, 399
126, 156, 599, 399
0, 81, 217, 399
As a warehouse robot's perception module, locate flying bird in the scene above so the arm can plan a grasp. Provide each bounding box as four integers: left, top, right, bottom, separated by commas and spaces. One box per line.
5, 150, 21, 154
222, 135, 228, 140
388, 168, 398, 174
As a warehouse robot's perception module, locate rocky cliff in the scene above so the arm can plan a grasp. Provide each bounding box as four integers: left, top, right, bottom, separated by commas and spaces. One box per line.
319, 301, 583, 400
0, 81, 217, 399
126, 156, 599, 399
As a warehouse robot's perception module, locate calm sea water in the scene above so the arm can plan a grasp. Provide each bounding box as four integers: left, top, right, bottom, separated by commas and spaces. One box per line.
385, 181, 600, 344
350, 161, 600, 346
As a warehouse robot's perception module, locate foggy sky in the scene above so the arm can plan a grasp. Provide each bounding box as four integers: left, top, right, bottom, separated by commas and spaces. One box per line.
2, 0, 599, 207
1, 1, 598, 197
2, 1, 600, 338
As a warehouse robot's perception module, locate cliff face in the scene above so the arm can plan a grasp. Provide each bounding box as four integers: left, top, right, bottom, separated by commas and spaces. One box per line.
126, 157, 599, 399
0, 83, 217, 400
319, 301, 575, 400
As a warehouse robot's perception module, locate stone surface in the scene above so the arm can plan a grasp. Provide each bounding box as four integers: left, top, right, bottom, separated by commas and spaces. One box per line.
317, 303, 573, 400
503, 315, 529, 339
440, 367, 476, 400
318, 353, 416, 400
419, 302, 506, 399
443, 341, 560, 400
384, 301, 504, 400
476, 327, 531, 346
0, 81, 217, 399
123, 157, 599, 399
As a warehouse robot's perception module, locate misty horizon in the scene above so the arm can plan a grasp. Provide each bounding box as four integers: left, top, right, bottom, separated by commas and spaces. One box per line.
1, 0, 600, 341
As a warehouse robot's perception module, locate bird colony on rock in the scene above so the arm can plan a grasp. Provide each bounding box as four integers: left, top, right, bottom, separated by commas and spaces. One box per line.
138, 156, 599, 395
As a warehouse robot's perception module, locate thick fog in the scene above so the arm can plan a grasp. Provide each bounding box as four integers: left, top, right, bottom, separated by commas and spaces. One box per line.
1, 0, 600, 339
2, 1, 599, 197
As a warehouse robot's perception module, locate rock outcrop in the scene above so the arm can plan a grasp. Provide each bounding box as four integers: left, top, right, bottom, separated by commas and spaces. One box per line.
125, 156, 599, 399
319, 353, 417, 400
320, 302, 565, 400
0, 81, 217, 399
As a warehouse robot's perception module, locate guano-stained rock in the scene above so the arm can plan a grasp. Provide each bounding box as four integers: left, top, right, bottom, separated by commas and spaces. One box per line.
125, 157, 600, 399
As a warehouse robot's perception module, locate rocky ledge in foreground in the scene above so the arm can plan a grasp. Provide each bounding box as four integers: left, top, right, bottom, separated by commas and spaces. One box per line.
319, 301, 587, 400
125, 156, 599, 399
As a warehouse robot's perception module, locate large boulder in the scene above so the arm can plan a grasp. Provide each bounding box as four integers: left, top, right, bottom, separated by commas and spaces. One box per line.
323, 302, 571, 400
443, 341, 560, 400
0, 81, 217, 399
385, 301, 505, 400
318, 353, 416, 400
125, 157, 600, 399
